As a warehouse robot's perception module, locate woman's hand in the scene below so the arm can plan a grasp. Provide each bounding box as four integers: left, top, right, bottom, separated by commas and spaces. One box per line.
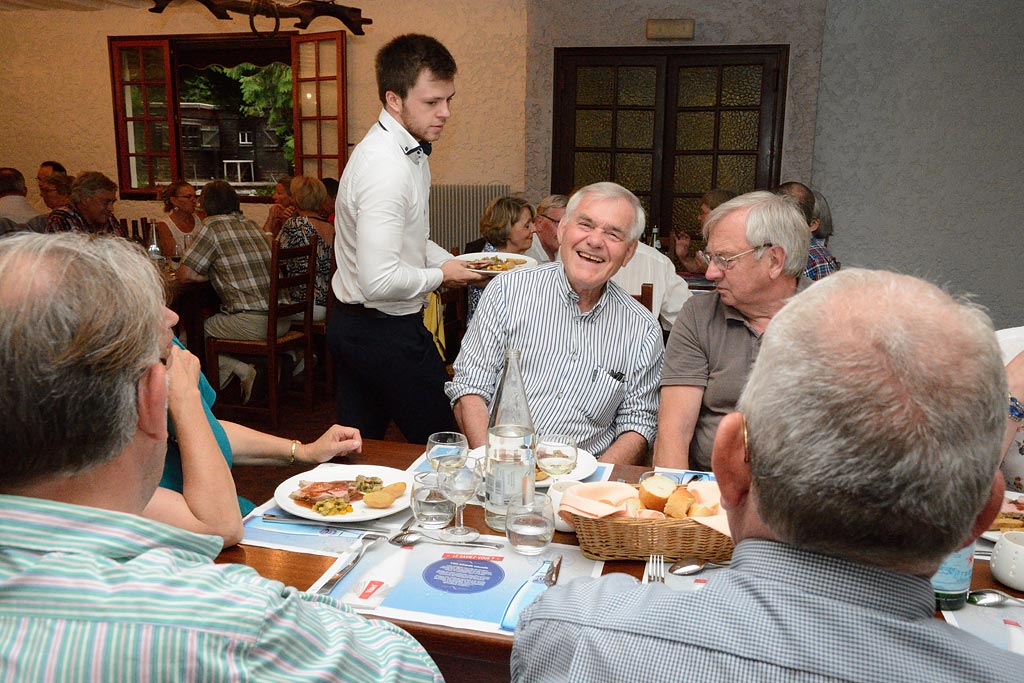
166, 345, 202, 419
296, 425, 363, 464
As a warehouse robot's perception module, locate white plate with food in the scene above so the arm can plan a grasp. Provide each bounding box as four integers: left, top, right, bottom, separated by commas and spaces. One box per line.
274, 464, 414, 523
981, 490, 1024, 542
456, 252, 537, 275
467, 445, 599, 488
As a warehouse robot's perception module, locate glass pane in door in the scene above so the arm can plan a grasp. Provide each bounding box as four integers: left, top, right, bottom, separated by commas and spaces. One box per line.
677, 67, 717, 107
616, 110, 655, 148
721, 65, 762, 106
574, 152, 610, 187
577, 67, 615, 105
575, 110, 613, 147
718, 111, 759, 151
676, 111, 715, 150
617, 66, 657, 106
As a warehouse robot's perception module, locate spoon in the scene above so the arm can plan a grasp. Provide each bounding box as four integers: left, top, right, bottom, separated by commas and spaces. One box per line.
389, 530, 504, 550
668, 557, 731, 576
967, 589, 1024, 607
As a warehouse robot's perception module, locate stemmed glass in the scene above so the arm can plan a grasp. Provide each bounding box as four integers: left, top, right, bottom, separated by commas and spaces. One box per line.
535, 434, 578, 483
437, 457, 483, 542
426, 431, 468, 473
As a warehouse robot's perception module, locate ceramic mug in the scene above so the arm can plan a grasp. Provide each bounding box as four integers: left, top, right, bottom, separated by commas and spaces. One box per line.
990, 530, 1024, 591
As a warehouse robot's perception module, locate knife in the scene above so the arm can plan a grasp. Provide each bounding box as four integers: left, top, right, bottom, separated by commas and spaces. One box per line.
544, 554, 562, 586
262, 513, 407, 537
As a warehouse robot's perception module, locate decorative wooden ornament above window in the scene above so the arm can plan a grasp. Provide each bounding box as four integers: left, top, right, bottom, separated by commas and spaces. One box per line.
148, 0, 372, 37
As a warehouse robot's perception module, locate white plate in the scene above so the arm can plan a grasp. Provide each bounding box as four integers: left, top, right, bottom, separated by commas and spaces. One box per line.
456, 251, 537, 275
468, 445, 599, 488
981, 490, 1023, 542
274, 464, 414, 523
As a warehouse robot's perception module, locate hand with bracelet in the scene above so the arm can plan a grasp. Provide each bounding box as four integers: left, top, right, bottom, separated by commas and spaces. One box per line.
220, 422, 362, 467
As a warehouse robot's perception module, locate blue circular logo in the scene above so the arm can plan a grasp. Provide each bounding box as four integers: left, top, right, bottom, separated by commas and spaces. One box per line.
422, 558, 505, 594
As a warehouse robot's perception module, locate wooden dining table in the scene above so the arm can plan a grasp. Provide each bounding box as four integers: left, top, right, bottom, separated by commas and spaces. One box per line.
221, 439, 1024, 682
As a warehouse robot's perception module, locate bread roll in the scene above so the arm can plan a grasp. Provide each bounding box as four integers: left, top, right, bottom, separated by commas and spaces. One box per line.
688, 502, 719, 517
638, 475, 677, 512
623, 497, 643, 518
664, 487, 696, 519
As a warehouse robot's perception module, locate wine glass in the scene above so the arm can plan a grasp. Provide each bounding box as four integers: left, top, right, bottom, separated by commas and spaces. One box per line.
535, 434, 578, 483
426, 431, 468, 472
437, 457, 483, 542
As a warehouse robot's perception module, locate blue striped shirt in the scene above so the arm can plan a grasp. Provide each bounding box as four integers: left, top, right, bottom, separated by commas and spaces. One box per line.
446, 262, 664, 454
0, 495, 443, 682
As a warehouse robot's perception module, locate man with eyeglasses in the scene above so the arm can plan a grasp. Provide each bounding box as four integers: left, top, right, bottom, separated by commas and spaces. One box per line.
524, 194, 568, 263
654, 191, 809, 470
447, 182, 664, 465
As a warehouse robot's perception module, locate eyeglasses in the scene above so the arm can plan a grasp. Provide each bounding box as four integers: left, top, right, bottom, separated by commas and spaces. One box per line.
537, 213, 559, 224
698, 244, 772, 271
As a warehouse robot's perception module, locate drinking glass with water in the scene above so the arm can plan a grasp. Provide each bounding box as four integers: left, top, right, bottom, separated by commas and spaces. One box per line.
506, 492, 555, 555
412, 471, 454, 529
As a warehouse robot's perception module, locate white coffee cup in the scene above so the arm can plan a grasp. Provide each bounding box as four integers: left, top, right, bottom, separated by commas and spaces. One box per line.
547, 479, 582, 533
990, 530, 1024, 591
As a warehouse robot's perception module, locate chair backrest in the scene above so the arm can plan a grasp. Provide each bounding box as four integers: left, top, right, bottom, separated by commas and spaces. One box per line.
266, 234, 317, 341
633, 282, 654, 312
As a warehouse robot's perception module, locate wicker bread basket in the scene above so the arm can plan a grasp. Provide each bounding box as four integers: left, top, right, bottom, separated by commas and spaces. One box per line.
569, 513, 734, 562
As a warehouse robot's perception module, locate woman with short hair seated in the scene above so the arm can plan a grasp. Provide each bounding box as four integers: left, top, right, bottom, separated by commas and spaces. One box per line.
466, 196, 536, 321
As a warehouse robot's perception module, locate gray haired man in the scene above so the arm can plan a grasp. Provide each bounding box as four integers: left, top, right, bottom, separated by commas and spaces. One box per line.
513, 268, 1019, 682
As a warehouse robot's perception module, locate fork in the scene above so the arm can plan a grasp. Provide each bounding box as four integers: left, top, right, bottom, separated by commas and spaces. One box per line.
647, 554, 666, 584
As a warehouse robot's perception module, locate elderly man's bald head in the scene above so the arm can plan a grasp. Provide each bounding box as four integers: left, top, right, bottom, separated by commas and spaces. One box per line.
738, 269, 1005, 572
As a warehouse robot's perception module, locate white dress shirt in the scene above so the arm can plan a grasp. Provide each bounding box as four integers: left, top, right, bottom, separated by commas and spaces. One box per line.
611, 242, 692, 331
332, 109, 451, 316
525, 238, 553, 264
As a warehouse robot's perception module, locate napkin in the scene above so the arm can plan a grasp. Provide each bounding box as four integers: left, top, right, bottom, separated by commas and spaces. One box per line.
557, 480, 732, 538
558, 482, 666, 528
686, 481, 731, 537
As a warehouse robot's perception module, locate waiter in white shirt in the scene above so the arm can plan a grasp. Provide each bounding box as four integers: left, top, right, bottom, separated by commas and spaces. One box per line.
329, 34, 483, 442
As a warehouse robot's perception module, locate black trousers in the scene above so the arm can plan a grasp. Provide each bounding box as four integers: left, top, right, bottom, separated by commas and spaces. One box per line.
326, 306, 458, 443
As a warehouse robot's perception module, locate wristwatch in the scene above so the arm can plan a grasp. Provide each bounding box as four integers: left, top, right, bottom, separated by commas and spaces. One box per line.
1010, 394, 1024, 424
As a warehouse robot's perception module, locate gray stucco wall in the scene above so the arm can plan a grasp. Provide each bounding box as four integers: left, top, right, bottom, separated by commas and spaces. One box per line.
812, 0, 1023, 328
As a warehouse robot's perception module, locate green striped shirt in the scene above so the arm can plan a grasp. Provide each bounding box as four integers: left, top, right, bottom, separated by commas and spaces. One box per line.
0, 495, 443, 682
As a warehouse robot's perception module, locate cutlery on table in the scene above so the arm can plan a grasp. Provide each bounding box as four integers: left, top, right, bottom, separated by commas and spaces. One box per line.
316, 535, 386, 596
668, 557, 731, 576
968, 588, 1024, 607
544, 554, 563, 587
388, 529, 504, 550
647, 554, 665, 584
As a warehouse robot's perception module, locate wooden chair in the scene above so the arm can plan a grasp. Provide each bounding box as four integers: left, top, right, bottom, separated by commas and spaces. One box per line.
439, 246, 469, 369
205, 236, 317, 429
633, 282, 654, 312
293, 243, 336, 396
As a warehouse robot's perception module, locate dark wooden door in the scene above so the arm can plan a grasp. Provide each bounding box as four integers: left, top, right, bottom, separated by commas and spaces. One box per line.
552, 46, 788, 246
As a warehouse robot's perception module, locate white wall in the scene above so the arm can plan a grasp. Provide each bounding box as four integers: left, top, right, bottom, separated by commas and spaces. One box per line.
812, 0, 1023, 328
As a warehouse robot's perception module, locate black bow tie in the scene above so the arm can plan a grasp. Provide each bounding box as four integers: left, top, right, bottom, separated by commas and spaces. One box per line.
406, 140, 432, 157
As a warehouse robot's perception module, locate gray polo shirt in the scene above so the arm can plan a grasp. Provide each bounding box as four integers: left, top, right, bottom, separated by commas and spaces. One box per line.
661, 280, 807, 470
